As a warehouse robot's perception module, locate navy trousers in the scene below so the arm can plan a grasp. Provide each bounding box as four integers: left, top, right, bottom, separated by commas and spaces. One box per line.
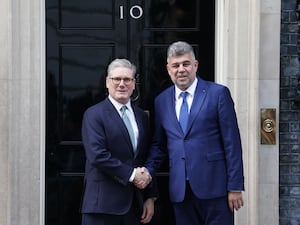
82, 200, 140, 225
173, 182, 233, 225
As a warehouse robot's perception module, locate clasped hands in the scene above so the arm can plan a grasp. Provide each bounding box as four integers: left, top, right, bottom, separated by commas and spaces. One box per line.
133, 167, 152, 189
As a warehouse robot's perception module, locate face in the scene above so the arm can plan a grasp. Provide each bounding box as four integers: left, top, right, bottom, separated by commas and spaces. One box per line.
106, 67, 135, 104
166, 53, 198, 91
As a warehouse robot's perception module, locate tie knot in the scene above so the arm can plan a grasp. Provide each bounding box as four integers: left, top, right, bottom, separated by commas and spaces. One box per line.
180, 92, 188, 100
120, 105, 127, 113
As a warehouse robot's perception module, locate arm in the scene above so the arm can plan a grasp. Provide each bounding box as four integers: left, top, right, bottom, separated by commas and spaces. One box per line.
218, 87, 244, 191
218, 87, 244, 211
144, 100, 168, 175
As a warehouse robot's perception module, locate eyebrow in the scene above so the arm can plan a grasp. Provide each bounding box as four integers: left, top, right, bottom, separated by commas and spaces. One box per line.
170, 60, 192, 65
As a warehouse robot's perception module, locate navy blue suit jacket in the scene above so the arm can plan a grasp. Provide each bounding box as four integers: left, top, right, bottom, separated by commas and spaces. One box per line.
146, 77, 244, 202
81, 98, 157, 215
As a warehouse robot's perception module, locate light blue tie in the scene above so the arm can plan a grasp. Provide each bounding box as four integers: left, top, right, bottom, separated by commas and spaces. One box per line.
120, 106, 135, 149
179, 92, 189, 133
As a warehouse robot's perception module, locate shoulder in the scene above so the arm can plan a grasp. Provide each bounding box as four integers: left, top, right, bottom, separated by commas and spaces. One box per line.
132, 105, 148, 118
197, 78, 230, 95
84, 98, 110, 116
155, 86, 174, 102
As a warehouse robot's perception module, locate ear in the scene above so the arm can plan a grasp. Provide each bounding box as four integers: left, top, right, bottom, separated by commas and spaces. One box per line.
105, 77, 109, 88
132, 79, 136, 90
166, 64, 171, 75
194, 60, 199, 69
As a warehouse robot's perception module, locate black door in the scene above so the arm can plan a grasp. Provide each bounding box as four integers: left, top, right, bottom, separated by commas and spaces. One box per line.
46, 1, 215, 224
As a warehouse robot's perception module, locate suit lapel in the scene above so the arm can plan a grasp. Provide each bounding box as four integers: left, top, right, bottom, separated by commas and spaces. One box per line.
132, 106, 143, 156
104, 99, 134, 153
186, 79, 207, 134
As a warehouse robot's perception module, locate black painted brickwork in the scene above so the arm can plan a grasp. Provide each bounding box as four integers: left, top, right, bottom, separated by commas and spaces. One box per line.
280, 0, 300, 224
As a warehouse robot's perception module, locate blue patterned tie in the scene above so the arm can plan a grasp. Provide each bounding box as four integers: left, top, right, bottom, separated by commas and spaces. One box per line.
179, 92, 189, 133
120, 106, 135, 149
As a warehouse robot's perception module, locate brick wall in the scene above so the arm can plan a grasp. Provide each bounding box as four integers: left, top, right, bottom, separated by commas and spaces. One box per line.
280, 0, 300, 224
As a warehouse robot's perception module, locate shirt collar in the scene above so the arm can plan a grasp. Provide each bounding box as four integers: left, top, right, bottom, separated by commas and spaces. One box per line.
175, 77, 198, 99
108, 95, 133, 113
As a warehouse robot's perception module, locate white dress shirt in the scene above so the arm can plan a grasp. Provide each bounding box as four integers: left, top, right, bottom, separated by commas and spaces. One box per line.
175, 77, 198, 119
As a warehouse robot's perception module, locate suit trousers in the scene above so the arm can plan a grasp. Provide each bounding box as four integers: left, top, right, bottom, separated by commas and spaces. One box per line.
172, 182, 233, 225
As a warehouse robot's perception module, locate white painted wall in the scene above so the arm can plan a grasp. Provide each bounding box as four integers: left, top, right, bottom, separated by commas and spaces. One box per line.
216, 0, 280, 224
0, 0, 45, 224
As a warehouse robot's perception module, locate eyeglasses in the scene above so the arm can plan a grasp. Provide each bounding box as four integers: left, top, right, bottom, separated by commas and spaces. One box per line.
109, 77, 135, 85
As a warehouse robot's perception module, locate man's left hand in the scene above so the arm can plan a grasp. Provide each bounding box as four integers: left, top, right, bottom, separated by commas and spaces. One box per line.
140, 198, 155, 224
228, 192, 244, 211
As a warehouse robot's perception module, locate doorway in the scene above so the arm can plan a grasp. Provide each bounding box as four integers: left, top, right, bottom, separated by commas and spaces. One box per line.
46, 1, 215, 224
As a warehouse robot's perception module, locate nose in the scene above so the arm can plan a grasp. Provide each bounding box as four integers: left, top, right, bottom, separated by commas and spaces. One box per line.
118, 79, 126, 85
178, 64, 185, 72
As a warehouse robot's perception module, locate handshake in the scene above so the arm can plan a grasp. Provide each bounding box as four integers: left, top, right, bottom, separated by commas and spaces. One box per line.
133, 167, 152, 189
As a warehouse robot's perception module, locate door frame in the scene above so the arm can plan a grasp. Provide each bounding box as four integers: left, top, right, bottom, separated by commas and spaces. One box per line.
40, 1, 279, 225
40, 0, 221, 224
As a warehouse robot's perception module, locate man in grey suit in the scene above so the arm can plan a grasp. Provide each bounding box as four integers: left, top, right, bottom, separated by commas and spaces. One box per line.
81, 58, 157, 225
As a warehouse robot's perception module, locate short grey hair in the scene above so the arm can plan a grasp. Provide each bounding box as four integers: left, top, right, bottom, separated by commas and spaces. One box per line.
167, 41, 195, 63
107, 58, 136, 77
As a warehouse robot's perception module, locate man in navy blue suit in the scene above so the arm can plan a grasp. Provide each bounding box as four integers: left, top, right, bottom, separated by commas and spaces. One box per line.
81, 58, 157, 225
144, 41, 245, 225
